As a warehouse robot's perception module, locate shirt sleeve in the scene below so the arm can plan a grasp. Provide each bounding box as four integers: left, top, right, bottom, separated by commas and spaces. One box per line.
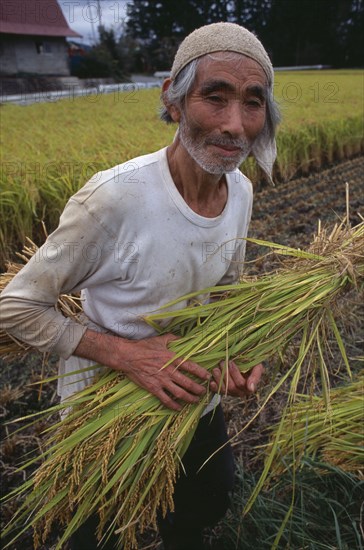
0, 196, 116, 359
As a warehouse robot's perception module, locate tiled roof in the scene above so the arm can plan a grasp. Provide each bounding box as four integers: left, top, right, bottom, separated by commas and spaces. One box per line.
0, 0, 81, 37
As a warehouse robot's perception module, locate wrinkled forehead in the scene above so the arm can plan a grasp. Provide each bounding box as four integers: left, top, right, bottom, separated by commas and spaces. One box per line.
194, 52, 268, 90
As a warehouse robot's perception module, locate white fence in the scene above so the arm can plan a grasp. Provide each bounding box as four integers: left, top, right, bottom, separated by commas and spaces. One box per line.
0, 81, 162, 106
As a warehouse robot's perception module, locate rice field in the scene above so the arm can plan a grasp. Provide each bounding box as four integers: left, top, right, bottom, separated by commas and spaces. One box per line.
271, 70, 364, 178
0, 70, 363, 265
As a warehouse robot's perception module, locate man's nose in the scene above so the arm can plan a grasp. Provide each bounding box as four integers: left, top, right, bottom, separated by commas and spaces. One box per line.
220, 101, 245, 138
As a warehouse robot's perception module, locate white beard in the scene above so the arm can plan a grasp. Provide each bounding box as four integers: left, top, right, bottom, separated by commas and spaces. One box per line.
178, 113, 252, 175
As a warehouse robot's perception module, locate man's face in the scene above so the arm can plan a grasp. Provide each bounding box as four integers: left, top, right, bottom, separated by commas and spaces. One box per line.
178, 53, 267, 175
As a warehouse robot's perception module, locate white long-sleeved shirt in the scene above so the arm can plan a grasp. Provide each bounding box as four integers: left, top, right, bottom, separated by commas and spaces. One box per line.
0, 147, 253, 403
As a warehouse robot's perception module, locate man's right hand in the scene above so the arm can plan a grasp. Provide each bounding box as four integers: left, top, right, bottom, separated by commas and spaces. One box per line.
117, 334, 211, 410
75, 330, 210, 411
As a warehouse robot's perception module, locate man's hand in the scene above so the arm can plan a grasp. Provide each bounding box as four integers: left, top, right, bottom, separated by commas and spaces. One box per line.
75, 329, 210, 411
210, 361, 264, 397
118, 334, 211, 411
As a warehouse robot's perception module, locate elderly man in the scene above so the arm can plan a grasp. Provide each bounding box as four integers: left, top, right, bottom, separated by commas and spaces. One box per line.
0, 22, 279, 550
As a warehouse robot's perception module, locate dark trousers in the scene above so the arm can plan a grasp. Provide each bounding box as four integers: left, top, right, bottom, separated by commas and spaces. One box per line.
70, 404, 234, 549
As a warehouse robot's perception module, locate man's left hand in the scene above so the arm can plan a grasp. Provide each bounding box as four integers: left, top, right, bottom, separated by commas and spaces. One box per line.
210, 361, 264, 397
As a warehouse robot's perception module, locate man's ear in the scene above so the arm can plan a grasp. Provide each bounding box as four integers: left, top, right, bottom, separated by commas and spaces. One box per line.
162, 78, 181, 123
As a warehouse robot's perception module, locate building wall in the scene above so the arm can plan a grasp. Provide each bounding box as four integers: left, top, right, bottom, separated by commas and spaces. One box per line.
0, 35, 70, 76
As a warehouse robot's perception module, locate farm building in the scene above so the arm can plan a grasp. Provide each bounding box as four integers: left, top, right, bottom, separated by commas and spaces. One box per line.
0, 0, 81, 77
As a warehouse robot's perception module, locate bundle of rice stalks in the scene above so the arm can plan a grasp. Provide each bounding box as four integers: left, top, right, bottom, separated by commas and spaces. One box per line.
261, 374, 364, 479
1, 220, 364, 549
0, 238, 82, 359
242, 374, 363, 546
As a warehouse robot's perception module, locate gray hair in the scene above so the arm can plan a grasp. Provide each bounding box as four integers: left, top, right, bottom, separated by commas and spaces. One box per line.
160, 59, 200, 123
160, 55, 281, 179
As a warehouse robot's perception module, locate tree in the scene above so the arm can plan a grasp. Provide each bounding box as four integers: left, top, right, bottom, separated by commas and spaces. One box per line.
126, 0, 244, 71
333, 0, 364, 66
73, 26, 129, 80
126, 0, 363, 71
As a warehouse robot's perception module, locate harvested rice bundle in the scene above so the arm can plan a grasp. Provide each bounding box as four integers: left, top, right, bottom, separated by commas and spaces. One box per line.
0, 238, 83, 359
262, 374, 364, 479
1, 220, 364, 549
156, 219, 363, 387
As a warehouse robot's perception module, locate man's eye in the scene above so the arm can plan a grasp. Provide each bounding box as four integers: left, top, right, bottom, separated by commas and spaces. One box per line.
207, 95, 223, 103
247, 99, 263, 107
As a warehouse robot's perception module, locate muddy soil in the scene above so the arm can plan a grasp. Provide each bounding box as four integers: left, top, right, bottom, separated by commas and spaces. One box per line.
247, 155, 363, 266
1, 156, 363, 549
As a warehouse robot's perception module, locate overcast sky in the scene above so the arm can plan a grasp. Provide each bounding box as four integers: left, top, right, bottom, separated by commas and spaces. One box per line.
59, 0, 129, 44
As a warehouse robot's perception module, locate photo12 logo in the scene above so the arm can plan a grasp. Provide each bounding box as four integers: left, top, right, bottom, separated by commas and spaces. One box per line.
61, 1, 130, 25
274, 81, 339, 103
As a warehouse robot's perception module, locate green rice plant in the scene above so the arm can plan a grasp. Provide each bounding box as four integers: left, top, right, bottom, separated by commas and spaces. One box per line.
1, 219, 363, 549
0, 178, 39, 261
273, 71, 364, 127
261, 374, 364, 480
240, 374, 364, 548
267, 116, 363, 182
219, 460, 363, 549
